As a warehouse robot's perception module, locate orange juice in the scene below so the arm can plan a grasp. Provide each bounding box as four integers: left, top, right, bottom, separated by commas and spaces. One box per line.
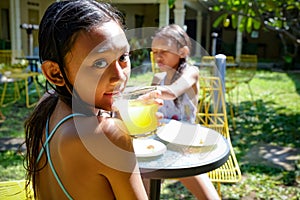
117, 100, 159, 136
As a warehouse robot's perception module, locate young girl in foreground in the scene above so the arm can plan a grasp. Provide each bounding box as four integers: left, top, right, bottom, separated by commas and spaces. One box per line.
24, 0, 148, 199
151, 24, 220, 200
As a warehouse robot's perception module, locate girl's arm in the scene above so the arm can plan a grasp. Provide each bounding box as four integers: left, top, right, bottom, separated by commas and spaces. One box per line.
100, 118, 148, 199
152, 66, 199, 100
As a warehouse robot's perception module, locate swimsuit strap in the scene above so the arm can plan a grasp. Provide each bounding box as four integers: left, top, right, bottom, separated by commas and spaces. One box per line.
37, 113, 85, 200
37, 113, 85, 162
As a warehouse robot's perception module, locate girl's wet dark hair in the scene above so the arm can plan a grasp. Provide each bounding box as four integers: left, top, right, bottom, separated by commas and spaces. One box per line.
24, 0, 124, 198
39, 0, 125, 105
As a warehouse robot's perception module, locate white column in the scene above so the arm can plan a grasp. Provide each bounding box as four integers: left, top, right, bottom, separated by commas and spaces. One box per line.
159, 0, 169, 27
174, 0, 185, 28
10, 0, 22, 61
211, 32, 218, 56
195, 11, 202, 57
235, 15, 243, 62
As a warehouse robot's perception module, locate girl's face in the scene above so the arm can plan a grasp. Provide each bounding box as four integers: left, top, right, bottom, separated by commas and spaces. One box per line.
64, 21, 130, 111
151, 37, 181, 71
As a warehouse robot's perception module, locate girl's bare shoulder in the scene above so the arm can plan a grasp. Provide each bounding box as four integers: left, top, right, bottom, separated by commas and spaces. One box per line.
185, 64, 199, 73
99, 117, 132, 146
58, 116, 132, 154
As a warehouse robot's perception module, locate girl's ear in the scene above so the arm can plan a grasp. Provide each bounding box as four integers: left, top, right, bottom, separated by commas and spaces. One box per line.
179, 46, 190, 58
41, 61, 65, 86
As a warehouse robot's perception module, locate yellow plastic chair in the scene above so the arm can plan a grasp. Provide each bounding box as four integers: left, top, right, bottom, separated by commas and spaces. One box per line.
225, 56, 239, 94
0, 109, 5, 123
0, 50, 41, 108
150, 51, 160, 73
0, 53, 22, 107
0, 73, 21, 107
0, 71, 41, 108
196, 76, 242, 196
201, 55, 215, 63
0, 50, 27, 65
198, 56, 216, 78
225, 56, 239, 128
229, 54, 258, 120
0, 180, 34, 200
236, 54, 257, 103
0, 50, 12, 65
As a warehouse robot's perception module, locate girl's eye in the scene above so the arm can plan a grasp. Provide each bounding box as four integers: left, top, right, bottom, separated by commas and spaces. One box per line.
93, 59, 108, 68
119, 53, 129, 62
152, 50, 167, 56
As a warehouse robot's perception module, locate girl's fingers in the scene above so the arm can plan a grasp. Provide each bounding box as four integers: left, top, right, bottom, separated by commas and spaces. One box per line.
154, 98, 163, 106
156, 111, 163, 119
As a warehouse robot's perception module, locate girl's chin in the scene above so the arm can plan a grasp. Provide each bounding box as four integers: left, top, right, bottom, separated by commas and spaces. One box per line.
158, 64, 171, 70
96, 105, 112, 112
95, 97, 113, 111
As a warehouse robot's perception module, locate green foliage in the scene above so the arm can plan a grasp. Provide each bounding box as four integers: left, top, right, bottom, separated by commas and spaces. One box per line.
0, 151, 25, 181
129, 37, 149, 68
212, 0, 300, 35
168, 0, 176, 8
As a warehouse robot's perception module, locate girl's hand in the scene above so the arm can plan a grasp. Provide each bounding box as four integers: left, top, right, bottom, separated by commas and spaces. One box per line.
139, 87, 163, 106
156, 111, 164, 126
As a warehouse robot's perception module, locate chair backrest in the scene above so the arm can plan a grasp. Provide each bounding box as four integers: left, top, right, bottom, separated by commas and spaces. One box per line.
0, 50, 12, 66
150, 51, 160, 73
237, 54, 258, 83
197, 77, 242, 186
226, 56, 235, 64
201, 56, 215, 63
196, 76, 230, 139
0, 179, 34, 200
198, 56, 217, 78
225, 56, 239, 92
0, 50, 27, 73
239, 54, 257, 68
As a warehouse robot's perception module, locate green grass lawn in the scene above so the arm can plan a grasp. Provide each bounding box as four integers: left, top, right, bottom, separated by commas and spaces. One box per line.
0, 69, 299, 199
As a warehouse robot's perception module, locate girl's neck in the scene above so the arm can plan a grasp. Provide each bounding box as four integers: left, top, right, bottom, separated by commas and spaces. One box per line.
165, 69, 177, 84
165, 61, 187, 85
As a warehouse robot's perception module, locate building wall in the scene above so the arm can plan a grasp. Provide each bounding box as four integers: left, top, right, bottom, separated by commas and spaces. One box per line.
113, 4, 159, 29
220, 26, 282, 60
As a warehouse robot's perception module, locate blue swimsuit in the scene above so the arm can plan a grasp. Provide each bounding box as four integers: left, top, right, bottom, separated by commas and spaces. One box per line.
37, 113, 85, 200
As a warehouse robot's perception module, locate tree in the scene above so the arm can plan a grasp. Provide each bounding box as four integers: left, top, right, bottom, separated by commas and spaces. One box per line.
211, 0, 300, 64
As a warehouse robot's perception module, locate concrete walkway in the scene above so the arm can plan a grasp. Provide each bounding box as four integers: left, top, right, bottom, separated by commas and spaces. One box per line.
0, 137, 26, 152
243, 142, 300, 171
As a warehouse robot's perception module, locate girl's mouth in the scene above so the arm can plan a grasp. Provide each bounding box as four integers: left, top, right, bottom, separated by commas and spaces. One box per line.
104, 91, 120, 97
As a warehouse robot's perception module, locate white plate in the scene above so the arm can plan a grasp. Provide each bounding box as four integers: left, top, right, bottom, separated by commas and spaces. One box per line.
157, 120, 220, 147
133, 139, 167, 157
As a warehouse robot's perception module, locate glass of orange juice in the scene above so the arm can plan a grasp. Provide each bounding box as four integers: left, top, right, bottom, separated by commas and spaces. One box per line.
113, 87, 159, 138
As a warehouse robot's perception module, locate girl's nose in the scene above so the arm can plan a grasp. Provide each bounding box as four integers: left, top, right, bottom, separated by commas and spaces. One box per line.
109, 60, 127, 84
155, 54, 162, 63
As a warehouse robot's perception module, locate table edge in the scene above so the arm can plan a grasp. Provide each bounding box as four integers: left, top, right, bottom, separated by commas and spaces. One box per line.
140, 141, 230, 179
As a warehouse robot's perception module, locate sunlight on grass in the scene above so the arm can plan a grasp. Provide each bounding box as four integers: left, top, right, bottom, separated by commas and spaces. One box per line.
237, 71, 300, 114
0, 151, 25, 181
127, 71, 153, 87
